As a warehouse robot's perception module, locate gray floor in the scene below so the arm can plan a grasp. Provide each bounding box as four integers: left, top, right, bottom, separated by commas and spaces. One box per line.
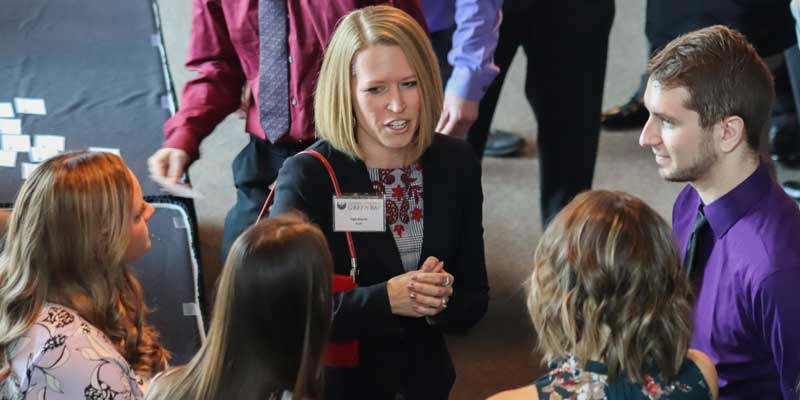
155, 1, 800, 398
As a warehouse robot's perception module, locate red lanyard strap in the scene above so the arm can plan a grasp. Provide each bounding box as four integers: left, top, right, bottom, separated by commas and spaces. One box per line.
257, 150, 359, 281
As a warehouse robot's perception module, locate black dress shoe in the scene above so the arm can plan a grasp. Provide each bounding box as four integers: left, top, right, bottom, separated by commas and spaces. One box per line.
601, 98, 649, 130
484, 130, 526, 157
781, 180, 800, 202
769, 116, 800, 167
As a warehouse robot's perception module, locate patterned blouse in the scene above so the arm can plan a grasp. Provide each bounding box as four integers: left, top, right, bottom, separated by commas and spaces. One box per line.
535, 356, 712, 400
1, 304, 145, 400
368, 163, 424, 271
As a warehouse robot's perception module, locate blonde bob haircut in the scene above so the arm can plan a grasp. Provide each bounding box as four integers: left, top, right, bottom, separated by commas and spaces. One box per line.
528, 190, 693, 383
0, 151, 167, 379
314, 5, 443, 161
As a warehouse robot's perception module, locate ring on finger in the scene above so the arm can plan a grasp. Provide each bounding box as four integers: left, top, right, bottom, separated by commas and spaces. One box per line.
441, 297, 448, 308
443, 275, 450, 287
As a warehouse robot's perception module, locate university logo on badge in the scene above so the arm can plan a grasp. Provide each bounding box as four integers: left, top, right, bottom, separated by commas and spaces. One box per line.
333, 195, 385, 232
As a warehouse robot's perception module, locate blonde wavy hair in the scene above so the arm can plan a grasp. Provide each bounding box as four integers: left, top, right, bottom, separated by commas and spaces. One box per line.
529, 190, 693, 383
314, 5, 443, 161
0, 151, 168, 379
146, 213, 333, 400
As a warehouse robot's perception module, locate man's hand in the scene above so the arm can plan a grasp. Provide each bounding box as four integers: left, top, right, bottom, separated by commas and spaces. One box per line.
148, 148, 190, 183
435, 92, 479, 138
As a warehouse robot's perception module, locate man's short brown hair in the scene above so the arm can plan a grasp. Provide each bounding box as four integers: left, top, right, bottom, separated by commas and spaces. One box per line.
648, 25, 774, 151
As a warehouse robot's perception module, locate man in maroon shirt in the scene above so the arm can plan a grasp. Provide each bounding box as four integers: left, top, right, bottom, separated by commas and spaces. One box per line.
147, 0, 425, 257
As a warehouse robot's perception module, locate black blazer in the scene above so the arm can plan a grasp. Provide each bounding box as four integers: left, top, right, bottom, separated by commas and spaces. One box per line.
272, 134, 489, 399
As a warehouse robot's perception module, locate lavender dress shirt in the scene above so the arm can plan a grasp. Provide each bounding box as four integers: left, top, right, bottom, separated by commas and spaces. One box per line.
422, 0, 501, 100
672, 163, 800, 399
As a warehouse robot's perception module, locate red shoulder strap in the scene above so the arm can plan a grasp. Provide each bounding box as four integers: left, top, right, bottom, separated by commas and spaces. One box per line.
257, 149, 359, 281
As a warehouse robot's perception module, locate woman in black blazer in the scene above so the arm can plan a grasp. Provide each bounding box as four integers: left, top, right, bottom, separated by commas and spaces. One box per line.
270, 5, 489, 400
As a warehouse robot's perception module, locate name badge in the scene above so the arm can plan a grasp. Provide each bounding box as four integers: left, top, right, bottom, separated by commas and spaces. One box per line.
332, 195, 385, 232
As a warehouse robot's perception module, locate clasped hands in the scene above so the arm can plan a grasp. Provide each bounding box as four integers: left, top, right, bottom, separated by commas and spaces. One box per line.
387, 256, 454, 318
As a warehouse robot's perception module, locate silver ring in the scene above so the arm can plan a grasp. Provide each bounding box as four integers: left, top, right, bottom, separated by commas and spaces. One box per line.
443, 276, 450, 287
441, 297, 448, 308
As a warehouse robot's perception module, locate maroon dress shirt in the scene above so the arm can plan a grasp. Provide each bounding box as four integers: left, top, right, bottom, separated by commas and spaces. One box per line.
164, 0, 425, 160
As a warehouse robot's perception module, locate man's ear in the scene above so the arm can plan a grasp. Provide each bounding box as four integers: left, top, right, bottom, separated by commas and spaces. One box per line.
718, 115, 746, 153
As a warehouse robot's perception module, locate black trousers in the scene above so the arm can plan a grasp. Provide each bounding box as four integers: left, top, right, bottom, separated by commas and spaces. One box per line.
464, 0, 615, 225
220, 136, 309, 260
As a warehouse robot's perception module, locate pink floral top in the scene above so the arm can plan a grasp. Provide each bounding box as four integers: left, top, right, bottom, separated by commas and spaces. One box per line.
535, 356, 711, 399
368, 163, 424, 271
0, 304, 145, 400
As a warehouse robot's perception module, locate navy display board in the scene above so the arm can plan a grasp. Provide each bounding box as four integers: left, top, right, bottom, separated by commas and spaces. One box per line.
0, 0, 174, 203
133, 202, 205, 365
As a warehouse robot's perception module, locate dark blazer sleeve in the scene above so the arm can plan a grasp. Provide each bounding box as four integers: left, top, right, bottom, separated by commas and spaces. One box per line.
271, 149, 407, 342
425, 136, 490, 333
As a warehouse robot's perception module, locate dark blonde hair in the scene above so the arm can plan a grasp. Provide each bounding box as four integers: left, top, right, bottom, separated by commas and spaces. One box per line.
146, 213, 333, 400
314, 5, 442, 161
529, 190, 693, 383
648, 25, 774, 151
0, 151, 167, 379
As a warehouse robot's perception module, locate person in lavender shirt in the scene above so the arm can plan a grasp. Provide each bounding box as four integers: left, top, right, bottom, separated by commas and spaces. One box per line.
0, 151, 168, 399
422, 0, 501, 138
639, 25, 800, 399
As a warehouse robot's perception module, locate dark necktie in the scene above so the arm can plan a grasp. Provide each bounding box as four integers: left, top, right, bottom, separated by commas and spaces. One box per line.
683, 208, 711, 286
258, 0, 290, 142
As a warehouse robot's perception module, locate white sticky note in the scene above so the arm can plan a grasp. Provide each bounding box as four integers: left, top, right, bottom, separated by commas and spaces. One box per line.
0, 119, 22, 135
13, 98, 46, 115
34, 135, 65, 151
182, 302, 200, 316
21, 162, 38, 180
28, 147, 61, 163
0, 150, 16, 167
173, 216, 187, 229
0, 103, 14, 118
88, 147, 121, 156
2, 134, 31, 152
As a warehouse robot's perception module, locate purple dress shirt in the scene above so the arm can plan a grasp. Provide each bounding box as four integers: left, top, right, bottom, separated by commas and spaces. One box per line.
672, 163, 800, 399
422, 0, 501, 100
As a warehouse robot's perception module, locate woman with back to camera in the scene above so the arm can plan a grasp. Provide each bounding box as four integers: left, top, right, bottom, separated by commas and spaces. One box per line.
489, 190, 719, 400
145, 213, 332, 400
0, 151, 168, 399
270, 5, 489, 399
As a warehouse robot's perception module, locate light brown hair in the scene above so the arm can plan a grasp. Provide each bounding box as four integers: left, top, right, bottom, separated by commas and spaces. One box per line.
648, 25, 774, 151
314, 5, 442, 161
0, 151, 167, 379
146, 213, 333, 400
529, 190, 693, 383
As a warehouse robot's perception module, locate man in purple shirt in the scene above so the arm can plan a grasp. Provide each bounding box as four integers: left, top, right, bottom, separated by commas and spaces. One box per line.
422, 0, 501, 137
146, 0, 425, 257
640, 25, 800, 399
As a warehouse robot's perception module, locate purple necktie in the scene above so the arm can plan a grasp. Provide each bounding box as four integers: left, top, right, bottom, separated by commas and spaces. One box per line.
258, 0, 290, 142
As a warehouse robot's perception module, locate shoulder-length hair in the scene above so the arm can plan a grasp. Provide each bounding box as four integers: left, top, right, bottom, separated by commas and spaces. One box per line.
146, 213, 333, 400
314, 5, 443, 161
528, 190, 693, 383
0, 151, 168, 379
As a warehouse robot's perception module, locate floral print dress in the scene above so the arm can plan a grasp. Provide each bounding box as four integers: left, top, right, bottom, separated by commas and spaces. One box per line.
535, 356, 711, 400
1, 304, 145, 400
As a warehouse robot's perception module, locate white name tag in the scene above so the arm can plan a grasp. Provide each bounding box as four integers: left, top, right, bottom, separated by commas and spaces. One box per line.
332, 195, 385, 232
